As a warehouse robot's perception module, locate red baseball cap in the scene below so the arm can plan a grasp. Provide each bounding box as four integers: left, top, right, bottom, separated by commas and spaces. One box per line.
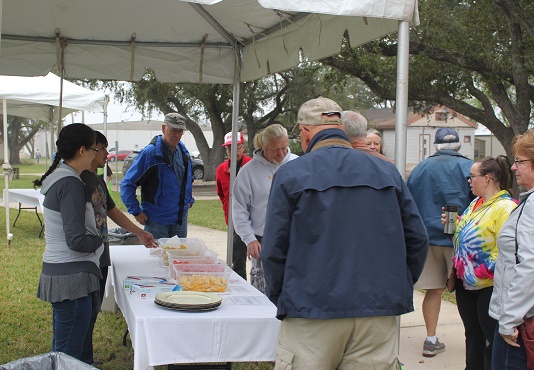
222, 132, 244, 146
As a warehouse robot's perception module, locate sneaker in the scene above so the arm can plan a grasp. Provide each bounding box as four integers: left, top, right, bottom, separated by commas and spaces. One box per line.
422, 338, 446, 357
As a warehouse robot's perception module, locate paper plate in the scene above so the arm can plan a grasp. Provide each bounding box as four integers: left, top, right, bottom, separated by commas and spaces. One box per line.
155, 291, 222, 309
154, 300, 220, 312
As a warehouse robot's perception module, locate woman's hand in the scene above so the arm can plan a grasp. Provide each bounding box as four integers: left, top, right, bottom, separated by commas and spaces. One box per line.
441, 207, 446, 225
501, 327, 520, 348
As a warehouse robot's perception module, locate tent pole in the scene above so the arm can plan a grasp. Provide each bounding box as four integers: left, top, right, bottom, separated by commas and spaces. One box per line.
103, 95, 109, 187
57, 42, 65, 137
2, 98, 13, 242
394, 20, 410, 180
226, 47, 242, 268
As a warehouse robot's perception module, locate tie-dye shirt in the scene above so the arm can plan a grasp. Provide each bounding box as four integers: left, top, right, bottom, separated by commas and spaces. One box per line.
453, 190, 516, 290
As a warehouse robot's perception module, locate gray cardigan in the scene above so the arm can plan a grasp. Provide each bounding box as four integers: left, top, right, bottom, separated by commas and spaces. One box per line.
37, 163, 103, 303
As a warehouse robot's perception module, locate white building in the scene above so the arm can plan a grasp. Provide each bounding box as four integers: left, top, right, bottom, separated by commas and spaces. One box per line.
364, 106, 477, 176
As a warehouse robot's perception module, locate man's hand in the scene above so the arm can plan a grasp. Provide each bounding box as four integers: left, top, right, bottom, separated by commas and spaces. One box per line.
501, 328, 520, 348
247, 240, 261, 260
139, 230, 158, 248
134, 212, 148, 225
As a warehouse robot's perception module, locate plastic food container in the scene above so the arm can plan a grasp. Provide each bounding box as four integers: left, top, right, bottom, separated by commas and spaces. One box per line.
169, 258, 225, 280
169, 253, 218, 264
156, 238, 208, 265
175, 268, 231, 293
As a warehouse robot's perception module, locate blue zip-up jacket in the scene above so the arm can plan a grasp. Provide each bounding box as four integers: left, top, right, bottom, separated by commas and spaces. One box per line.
120, 135, 194, 225
261, 129, 428, 320
407, 150, 473, 247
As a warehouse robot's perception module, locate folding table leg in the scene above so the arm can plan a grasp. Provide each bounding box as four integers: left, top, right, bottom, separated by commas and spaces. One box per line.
122, 328, 129, 346
12, 203, 23, 227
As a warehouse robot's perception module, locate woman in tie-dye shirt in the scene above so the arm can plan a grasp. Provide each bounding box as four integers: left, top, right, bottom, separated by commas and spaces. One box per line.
450, 156, 517, 370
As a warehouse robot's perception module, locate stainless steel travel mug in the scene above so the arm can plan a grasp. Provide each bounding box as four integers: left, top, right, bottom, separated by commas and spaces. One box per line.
443, 204, 458, 235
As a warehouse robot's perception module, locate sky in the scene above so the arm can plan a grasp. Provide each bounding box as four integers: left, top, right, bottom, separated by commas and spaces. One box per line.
68, 96, 164, 125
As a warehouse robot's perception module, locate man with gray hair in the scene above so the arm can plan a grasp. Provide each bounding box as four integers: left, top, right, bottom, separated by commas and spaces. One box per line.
407, 127, 474, 357
342, 110, 392, 163
261, 97, 428, 369
121, 112, 195, 239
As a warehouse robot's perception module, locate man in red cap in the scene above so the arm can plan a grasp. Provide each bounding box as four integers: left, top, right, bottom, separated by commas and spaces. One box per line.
216, 131, 252, 279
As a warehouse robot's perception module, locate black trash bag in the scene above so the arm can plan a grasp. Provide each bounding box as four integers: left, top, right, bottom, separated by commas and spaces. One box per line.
0, 352, 100, 370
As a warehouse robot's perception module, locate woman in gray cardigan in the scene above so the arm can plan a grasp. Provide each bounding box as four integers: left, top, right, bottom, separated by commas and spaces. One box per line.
33, 124, 103, 364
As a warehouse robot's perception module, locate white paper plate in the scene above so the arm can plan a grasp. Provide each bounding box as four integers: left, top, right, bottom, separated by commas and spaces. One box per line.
155, 291, 222, 309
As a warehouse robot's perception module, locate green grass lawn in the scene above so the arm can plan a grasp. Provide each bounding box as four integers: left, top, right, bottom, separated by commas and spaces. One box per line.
1, 166, 271, 369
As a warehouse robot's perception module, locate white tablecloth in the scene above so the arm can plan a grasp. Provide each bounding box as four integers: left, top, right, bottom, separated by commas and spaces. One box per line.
109, 245, 281, 370
3, 188, 44, 208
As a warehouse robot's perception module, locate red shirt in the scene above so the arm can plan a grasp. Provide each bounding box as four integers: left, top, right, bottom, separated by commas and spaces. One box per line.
215, 155, 252, 224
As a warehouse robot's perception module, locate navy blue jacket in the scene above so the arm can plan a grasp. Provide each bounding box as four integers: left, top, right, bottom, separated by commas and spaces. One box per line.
121, 135, 194, 225
261, 129, 428, 320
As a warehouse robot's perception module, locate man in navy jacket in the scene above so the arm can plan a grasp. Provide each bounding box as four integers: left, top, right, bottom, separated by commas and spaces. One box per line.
261, 97, 428, 369
407, 127, 473, 357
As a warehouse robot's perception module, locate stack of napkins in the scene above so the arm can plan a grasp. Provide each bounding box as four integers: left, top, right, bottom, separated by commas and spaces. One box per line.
123, 276, 181, 299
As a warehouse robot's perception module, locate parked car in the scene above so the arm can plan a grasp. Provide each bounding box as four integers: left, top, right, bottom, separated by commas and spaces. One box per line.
107, 150, 132, 162
122, 151, 205, 180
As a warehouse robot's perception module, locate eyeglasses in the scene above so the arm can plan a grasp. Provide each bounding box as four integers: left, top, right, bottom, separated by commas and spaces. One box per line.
90, 147, 99, 153
468, 174, 485, 180
513, 159, 532, 167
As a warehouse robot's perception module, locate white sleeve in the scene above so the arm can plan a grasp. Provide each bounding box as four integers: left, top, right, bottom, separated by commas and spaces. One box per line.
231, 170, 257, 246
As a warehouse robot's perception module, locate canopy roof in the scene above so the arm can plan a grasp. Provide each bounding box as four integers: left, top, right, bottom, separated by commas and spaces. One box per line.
0, 73, 107, 122
0, 0, 418, 83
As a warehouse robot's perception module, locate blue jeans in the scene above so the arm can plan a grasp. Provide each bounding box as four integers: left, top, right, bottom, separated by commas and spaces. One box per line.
145, 215, 188, 239
52, 294, 94, 363
492, 325, 528, 369
81, 267, 108, 364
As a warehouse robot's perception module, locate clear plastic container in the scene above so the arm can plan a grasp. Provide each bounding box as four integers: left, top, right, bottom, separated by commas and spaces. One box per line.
169, 258, 226, 280
167, 251, 218, 265
156, 238, 208, 265
175, 268, 231, 293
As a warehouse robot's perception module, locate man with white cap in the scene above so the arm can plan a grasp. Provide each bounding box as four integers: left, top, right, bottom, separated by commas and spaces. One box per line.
261, 97, 428, 369
407, 127, 474, 357
121, 112, 194, 239
216, 131, 252, 279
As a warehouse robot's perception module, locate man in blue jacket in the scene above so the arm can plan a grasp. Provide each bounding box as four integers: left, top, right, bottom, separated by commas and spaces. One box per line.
407, 127, 473, 357
261, 97, 428, 369
121, 113, 194, 239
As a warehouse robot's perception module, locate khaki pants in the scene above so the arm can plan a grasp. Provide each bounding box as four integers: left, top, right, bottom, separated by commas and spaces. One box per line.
275, 316, 399, 370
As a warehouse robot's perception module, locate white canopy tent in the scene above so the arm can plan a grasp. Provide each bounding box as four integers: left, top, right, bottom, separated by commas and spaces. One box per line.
0, 72, 108, 239
0, 0, 417, 259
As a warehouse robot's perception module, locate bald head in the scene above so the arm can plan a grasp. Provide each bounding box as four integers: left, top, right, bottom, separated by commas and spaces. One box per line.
342, 110, 368, 142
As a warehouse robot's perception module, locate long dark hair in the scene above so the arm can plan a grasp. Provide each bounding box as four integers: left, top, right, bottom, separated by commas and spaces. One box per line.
478, 156, 512, 194
33, 124, 96, 187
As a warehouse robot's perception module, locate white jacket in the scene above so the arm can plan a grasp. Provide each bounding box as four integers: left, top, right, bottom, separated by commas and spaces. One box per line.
489, 188, 534, 335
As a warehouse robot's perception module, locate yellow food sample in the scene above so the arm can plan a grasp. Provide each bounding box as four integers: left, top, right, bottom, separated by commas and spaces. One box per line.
161, 244, 187, 250
178, 274, 228, 292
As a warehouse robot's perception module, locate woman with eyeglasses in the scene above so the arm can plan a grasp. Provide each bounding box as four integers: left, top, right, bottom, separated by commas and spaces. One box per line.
444, 156, 516, 369
33, 123, 103, 363
490, 129, 534, 369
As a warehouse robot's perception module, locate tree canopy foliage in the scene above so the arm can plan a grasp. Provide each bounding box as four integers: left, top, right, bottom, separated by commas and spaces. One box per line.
1, 116, 45, 164
324, 0, 534, 160
96, 66, 378, 180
